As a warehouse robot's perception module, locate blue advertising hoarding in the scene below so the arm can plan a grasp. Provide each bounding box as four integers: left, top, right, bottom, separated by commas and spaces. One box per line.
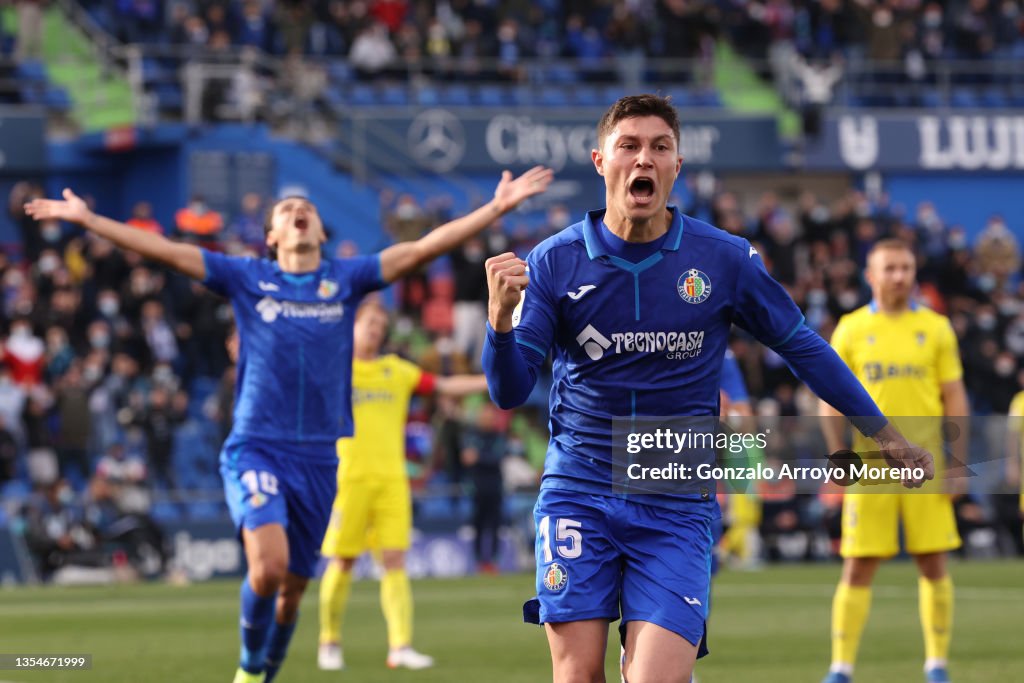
0, 111, 46, 173
802, 112, 1024, 172
339, 109, 783, 175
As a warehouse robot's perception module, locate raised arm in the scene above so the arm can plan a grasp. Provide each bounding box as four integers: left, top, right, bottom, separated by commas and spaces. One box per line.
435, 374, 489, 398
378, 166, 553, 284
25, 189, 206, 280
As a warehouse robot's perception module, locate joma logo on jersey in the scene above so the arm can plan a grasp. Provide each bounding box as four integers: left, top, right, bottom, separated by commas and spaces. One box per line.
576, 325, 704, 361
255, 297, 344, 324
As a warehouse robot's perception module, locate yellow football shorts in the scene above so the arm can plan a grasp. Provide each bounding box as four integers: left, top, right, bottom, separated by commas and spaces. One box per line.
840, 493, 961, 558
321, 477, 412, 558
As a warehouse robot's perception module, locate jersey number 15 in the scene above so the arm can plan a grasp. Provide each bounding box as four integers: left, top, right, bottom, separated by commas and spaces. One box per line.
539, 516, 583, 562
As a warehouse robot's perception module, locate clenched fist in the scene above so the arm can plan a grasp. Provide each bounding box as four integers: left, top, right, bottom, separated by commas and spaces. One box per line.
486, 252, 528, 333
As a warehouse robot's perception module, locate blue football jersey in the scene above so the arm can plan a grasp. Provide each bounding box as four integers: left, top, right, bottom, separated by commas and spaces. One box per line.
202, 251, 384, 456
513, 207, 804, 507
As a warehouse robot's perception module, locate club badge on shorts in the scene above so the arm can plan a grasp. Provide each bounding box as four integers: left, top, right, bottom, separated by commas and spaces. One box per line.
543, 563, 568, 591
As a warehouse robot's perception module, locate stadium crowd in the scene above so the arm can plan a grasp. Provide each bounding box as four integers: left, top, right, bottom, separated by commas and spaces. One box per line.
69, 0, 1024, 78
3, 173, 1023, 582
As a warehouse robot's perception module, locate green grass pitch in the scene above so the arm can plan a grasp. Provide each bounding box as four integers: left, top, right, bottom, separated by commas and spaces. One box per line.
1, 559, 1022, 682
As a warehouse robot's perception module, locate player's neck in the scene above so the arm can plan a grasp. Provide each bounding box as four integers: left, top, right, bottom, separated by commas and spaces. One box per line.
353, 345, 378, 360
276, 250, 321, 274
603, 207, 670, 243
875, 297, 910, 315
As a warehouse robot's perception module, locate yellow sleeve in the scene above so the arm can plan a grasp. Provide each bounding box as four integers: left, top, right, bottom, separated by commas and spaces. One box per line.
396, 357, 424, 398
935, 318, 963, 384
828, 314, 855, 369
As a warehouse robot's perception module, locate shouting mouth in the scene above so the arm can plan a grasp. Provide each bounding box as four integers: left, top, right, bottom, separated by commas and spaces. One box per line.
629, 177, 655, 205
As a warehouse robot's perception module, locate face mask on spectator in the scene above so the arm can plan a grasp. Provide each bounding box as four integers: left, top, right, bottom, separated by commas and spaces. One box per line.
395, 202, 418, 220
948, 233, 967, 250
153, 365, 174, 384
83, 365, 102, 383
977, 314, 997, 331
838, 290, 859, 310
38, 255, 60, 274
996, 358, 1016, 377
10, 325, 30, 339
89, 332, 110, 349
41, 223, 62, 243
98, 298, 119, 317
57, 484, 74, 505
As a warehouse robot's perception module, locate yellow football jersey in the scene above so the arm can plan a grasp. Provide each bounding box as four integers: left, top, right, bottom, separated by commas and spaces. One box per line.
831, 302, 962, 417
831, 302, 962, 458
336, 354, 425, 481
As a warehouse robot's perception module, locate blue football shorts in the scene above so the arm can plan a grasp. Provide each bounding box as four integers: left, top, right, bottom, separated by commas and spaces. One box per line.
524, 488, 713, 657
220, 439, 338, 578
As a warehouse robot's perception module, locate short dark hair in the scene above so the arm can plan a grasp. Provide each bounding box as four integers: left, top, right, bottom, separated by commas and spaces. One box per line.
597, 94, 681, 148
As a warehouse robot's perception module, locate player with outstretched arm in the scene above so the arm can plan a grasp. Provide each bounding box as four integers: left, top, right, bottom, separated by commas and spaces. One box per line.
481, 94, 931, 683
24, 165, 552, 683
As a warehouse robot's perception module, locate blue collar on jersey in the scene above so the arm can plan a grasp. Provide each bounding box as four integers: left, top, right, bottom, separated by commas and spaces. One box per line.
868, 299, 919, 313
272, 259, 327, 285
582, 206, 684, 261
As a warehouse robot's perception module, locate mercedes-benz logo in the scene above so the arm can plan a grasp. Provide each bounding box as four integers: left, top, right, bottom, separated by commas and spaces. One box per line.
407, 109, 466, 173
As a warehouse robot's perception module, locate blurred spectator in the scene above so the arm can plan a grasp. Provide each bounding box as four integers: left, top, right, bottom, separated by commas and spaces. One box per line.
227, 192, 267, 251
449, 237, 490, 368
385, 194, 431, 314
4, 318, 45, 386
14, 0, 46, 62
8, 181, 46, 263
975, 215, 1020, 290
17, 478, 105, 581
461, 403, 508, 573
0, 414, 16, 483
121, 383, 186, 489
174, 196, 223, 244
89, 442, 168, 576
125, 201, 163, 235
54, 361, 93, 481
349, 22, 397, 78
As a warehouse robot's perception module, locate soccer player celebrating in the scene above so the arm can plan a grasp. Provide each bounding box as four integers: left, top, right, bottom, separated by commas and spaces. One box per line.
23, 165, 552, 683
317, 297, 488, 672
820, 239, 969, 683
481, 94, 931, 683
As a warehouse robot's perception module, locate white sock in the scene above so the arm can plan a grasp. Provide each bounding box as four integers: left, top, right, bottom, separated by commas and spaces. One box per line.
925, 658, 947, 672
830, 662, 854, 675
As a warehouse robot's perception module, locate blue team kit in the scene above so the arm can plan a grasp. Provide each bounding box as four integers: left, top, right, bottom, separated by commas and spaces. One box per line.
511, 207, 806, 652
202, 250, 385, 577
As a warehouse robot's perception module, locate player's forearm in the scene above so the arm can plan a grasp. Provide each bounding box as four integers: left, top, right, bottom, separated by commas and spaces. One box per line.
482, 323, 540, 409
436, 374, 489, 398
381, 201, 504, 282
776, 325, 887, 436
83, 212, 205, 279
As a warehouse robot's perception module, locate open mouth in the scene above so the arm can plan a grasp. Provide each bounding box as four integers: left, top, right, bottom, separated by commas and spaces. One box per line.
294, 217, 309, 231
629, 177, 655, 203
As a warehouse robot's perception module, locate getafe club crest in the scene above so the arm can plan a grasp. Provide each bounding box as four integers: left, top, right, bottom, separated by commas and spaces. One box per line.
318, 278, 339, 299
677, 269, 711, 304
542, 563, 568, 591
